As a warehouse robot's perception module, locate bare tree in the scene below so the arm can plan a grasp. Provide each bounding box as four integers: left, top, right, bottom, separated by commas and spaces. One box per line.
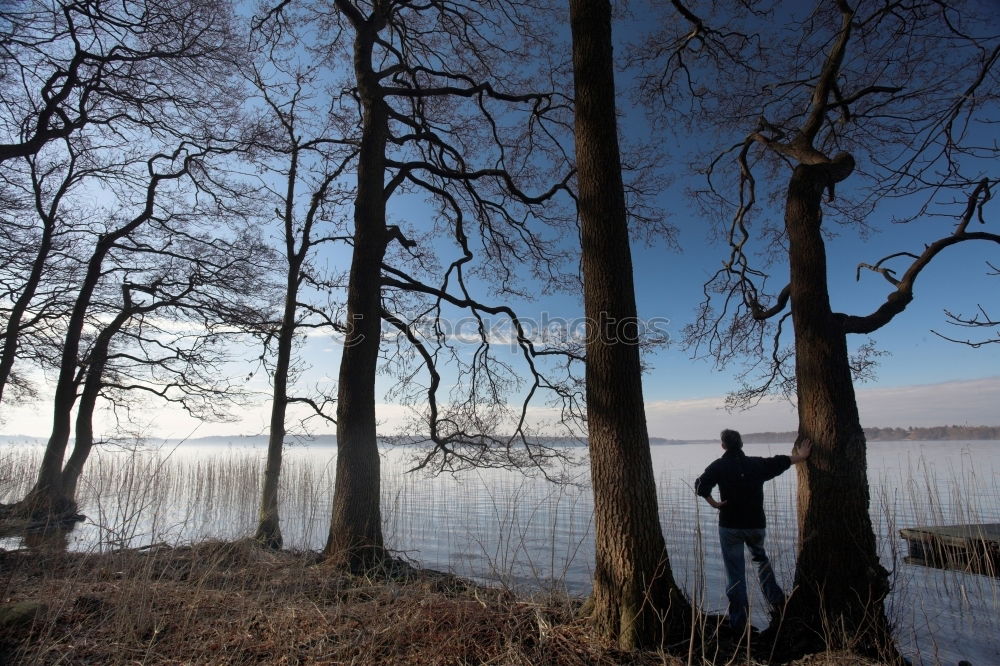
238, 49, 358, 549
641, 0, 1000, 656
16, 142, 246, 517
1, 0, 254, 518
567, 0, 690, 649
60, 222, 274, 502
251, 0, 576, 568
0, 0, 242, 411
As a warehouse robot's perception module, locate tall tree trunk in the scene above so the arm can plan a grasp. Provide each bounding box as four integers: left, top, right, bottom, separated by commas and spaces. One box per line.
783, 162, 894, 656
21, 239, 112, 517
60, 307, 129, 502
323, 19, 388, 569
569, 0, 689, 649
255, 268, 300, 549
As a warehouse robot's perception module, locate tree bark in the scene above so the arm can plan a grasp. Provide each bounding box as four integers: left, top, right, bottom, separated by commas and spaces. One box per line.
569, 0, 689, 649
61, 308, 129, 501
21, 237, 113, 517
255, 263, 300, 549
323, 12, 388, 569
782, 162, 894, 657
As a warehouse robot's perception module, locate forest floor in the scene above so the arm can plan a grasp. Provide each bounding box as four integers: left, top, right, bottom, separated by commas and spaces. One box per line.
0, 539, 883, 665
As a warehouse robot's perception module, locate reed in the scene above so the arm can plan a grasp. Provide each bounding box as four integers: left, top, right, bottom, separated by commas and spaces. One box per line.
0, 440, 996, 664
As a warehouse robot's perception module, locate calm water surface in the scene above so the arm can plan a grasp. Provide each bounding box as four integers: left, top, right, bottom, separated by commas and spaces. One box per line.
1, 439, 997, 664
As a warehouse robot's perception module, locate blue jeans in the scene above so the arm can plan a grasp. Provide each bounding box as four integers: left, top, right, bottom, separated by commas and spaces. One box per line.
719, 527, 785, 630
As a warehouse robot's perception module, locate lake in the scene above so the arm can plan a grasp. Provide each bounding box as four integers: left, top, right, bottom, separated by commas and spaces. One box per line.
1, 439, 998, 664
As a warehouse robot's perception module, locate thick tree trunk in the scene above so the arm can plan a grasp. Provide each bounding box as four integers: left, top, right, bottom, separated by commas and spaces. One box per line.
61, 420, 92, 502
255, 271, 300, 549
569, 0, 689, 649
782, 162, 894, 657
323, 21, 388, 569
323, 180, 387, 568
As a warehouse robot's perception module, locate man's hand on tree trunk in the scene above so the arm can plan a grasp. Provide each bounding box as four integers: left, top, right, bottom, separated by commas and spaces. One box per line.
791, 438, 813, 464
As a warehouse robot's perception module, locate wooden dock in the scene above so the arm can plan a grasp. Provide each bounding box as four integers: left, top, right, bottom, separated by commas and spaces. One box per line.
900, 524, 1000, 577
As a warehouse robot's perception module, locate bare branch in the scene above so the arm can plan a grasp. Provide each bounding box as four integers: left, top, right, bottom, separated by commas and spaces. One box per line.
846, 179, 998, 334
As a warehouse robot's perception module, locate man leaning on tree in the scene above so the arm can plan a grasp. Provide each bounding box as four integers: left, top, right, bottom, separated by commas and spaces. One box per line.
695, 429, 812, 634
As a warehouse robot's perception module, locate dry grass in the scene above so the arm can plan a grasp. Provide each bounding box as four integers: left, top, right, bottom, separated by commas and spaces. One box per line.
0, 539, 688, 665
0, 538, 892, 665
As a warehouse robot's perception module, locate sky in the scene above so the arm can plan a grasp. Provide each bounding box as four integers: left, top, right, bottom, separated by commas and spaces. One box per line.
9, 195, 998, 442
342, 3, 998, 440
3, 1, 998, 443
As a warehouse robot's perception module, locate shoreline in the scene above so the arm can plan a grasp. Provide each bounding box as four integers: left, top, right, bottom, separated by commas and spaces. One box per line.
0, 539, 883, 665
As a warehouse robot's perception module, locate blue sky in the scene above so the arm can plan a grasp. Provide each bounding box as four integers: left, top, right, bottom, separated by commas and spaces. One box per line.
276, 133, 1000, 442
220, 210, 1000, 441
4, 1, 998, 442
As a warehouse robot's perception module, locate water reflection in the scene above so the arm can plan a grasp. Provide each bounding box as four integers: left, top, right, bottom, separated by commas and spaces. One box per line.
22, 524, 73, 552
0, 514, 81, 553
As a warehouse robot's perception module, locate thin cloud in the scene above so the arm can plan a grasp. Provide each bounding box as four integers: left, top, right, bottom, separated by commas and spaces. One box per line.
643, 376, 1000, 440
6, 375, 997, 442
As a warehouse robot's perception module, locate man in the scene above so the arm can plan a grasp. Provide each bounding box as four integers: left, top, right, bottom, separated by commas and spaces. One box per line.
695, 429, 812, 634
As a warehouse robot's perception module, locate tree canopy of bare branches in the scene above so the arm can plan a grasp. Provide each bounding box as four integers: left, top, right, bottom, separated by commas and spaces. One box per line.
639, 0, 999, 657
1, 0, 239, 163
248, 0, 579, 568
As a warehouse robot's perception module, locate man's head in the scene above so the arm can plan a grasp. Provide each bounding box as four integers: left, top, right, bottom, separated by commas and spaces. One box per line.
720, 429, 743, 451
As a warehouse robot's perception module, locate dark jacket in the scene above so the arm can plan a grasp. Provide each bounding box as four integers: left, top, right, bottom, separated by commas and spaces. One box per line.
695, 449, 791, 528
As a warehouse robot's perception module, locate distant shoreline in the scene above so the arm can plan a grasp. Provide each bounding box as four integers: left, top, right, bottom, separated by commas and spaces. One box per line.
733, 425, 1000, 444
2, 424, 999, 447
